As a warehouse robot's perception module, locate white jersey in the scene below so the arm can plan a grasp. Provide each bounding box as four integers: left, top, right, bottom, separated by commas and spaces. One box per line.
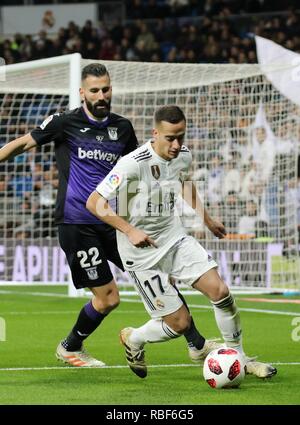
96, 141, 192, 271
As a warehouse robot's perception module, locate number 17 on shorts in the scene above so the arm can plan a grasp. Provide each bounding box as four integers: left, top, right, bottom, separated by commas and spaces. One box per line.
128, 270, 183, 318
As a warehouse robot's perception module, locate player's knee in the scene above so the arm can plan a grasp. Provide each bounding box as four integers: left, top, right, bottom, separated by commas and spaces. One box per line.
170, 314, 191, 334
212, 282, 230, 302
93, 294, 120, 314
110, 297, 120, 310
104, 296, 120, 313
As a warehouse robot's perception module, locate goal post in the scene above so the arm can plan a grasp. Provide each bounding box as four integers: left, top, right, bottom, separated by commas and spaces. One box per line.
0, 53, 81, 294
0, 55, 299, 294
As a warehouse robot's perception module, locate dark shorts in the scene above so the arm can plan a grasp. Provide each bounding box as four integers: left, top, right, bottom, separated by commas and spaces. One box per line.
58, 223, 124, 289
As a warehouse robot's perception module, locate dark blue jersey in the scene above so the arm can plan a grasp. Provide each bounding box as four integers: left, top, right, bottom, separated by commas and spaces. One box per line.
31, 107, 139, 224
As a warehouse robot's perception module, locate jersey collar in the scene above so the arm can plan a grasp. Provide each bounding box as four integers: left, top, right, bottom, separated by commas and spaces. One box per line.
148, 140, 172, 164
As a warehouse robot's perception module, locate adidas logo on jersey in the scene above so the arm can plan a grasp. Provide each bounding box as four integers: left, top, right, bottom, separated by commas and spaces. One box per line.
78, 147, 120, 164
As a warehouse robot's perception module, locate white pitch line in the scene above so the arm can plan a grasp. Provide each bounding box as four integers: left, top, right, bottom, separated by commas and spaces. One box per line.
188, 303, 300, 317
0, 364, 196, 372
0, 362, 299, 372
122, 298, 300, 317
0, 292, 299, 317
0, 290, 69, 297
0, 310, 146, 316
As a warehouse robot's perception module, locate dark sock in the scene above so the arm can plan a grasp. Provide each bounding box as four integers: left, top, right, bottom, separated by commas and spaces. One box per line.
175, 285, 206, 350
184, 317, 205, 350
61, 301, 107, 351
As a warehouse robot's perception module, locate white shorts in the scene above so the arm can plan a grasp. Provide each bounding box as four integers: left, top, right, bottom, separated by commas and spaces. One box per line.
129, 236, 218, 318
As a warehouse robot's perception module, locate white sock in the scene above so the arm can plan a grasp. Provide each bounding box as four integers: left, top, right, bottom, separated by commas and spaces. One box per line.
129, 319, 181, 348
211, 293, 245, 356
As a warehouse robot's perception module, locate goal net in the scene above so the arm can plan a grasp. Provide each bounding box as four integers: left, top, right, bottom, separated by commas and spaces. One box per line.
0, 55, 299, 294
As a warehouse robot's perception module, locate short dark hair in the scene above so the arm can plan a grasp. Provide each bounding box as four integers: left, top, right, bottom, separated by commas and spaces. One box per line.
81, 63, 109, 81
154, 105, 186, 125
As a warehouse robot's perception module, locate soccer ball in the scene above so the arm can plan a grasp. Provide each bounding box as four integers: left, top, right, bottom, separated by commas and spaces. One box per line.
203, 348, 246, 389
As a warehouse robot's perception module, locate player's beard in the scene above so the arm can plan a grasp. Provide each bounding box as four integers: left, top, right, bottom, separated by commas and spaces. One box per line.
85, 98, 111, 119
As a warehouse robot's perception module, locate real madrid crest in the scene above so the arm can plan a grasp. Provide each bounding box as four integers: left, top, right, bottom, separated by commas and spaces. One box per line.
107, 127, 118, 140
151, 165, 160, 179
155, 299, 165, 309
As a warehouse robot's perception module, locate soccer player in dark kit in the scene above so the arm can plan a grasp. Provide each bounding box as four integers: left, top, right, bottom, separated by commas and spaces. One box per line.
0, 63, 221, 367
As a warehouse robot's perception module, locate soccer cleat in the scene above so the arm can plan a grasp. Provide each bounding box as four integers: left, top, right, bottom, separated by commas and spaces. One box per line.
55, 342, 105, 367
119, 327, 147, 378
245, 358, 277, 379
188, 339, 225, 363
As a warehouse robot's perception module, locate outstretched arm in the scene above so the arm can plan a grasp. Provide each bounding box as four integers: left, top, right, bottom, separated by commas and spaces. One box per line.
86, 191, 157, 248
182, 181, 226, 239
0, 133, 37, 162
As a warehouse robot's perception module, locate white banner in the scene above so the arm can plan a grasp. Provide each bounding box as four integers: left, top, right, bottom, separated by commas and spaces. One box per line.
2, 3, 97, 35
0, 242, 282, 288
255, 35, 300, 106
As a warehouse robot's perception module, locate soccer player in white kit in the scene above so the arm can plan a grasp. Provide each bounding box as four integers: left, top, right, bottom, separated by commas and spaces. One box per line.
87, 105, 276, 380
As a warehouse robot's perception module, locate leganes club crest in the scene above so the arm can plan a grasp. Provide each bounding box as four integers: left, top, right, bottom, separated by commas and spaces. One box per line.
85, 267, 99, 280
107, 127, 118, 140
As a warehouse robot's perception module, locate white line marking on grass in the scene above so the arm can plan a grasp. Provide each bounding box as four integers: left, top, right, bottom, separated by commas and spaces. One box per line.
0, 310, 146, 316
237, 297, 300, 304
0, 310, 79, 315
1, 293, 298, 317
0, 290, 69, 298
0, 364, 196, 372
0, 362, 299, 372
122, 298, 300, 317
188, 304, 300, 317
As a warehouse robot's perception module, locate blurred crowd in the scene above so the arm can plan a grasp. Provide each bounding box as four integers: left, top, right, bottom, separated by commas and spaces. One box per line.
179, 96, 300, 254
0, 93, 68, 239
0, 0, 300, 252
1, 0, 296, 14
125, 0, 297, 19
1, 2, 300, 65
1, 88, 299, 252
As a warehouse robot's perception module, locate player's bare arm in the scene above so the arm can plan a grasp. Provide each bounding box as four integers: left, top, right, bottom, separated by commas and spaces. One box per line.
87, 191, 157, 248
0, 133, 37, 162
205, 217, 227, 239
182, 180, 226, 239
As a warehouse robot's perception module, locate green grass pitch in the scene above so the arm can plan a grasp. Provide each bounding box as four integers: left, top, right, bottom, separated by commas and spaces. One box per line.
0, 286, 299, 405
